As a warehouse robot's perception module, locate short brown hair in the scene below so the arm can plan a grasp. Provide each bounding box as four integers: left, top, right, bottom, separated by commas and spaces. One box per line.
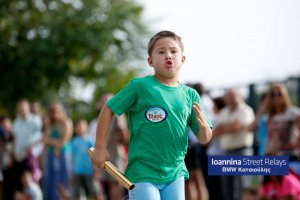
147, 30, 184, 56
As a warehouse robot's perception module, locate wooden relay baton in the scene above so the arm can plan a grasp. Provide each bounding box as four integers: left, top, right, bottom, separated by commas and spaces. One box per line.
88, 147, 135, 190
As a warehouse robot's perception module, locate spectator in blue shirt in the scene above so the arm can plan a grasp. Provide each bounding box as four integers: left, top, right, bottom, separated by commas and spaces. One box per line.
71, 119, 103, 200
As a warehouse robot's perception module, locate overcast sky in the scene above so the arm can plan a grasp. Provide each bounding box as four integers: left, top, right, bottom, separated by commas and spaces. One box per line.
137, 0, 300, 90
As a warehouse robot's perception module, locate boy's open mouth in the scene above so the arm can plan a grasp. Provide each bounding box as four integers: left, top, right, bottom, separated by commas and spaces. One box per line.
166, 60, 173, 65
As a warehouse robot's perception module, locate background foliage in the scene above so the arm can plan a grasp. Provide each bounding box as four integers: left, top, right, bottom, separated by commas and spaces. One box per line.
0, 0, 150, 119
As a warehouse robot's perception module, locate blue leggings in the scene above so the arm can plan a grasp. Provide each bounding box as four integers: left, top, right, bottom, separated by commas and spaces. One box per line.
129, 176, 185, 200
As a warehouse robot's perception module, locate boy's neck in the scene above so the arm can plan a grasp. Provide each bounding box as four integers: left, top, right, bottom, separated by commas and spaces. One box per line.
154, 74, 179, 87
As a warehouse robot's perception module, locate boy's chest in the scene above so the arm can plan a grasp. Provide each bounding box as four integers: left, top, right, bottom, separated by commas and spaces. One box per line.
137, 88, 192, 122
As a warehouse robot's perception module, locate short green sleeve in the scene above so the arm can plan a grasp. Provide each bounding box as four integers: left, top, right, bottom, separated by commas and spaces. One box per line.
106, 79, 138, 116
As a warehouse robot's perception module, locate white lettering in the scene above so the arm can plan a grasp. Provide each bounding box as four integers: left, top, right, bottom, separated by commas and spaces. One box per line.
212, 158, 241, 165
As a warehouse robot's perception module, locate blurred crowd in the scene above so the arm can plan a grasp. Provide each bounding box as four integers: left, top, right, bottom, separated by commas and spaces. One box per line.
0, 93, 129, 200
185, 83, 300, 200
1, 83, 300, 200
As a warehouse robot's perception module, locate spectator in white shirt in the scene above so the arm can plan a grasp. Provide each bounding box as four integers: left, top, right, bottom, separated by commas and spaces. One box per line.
12, 99, 42, 192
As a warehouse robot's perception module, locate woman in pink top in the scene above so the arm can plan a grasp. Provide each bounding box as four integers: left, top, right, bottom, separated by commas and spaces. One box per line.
259, 170, 300, 200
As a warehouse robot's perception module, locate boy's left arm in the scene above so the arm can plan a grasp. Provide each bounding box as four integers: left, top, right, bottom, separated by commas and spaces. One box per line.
193, 102, 212, 144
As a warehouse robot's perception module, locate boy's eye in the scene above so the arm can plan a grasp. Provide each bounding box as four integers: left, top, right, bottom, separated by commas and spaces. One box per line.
171, 50, 177, 53
158, 51, 164, 54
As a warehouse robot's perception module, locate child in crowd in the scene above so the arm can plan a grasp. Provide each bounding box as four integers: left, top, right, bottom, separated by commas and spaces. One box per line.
71, 119, 103, 200
14, 171, 43, 200
89, 30, 213, 200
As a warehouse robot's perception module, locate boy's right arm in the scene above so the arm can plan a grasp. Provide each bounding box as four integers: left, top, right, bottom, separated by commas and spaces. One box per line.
90, 104, 113, 169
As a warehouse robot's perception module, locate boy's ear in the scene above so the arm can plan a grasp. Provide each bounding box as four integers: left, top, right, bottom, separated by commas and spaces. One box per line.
147, 57, 153, 67
182, 55, 186, 63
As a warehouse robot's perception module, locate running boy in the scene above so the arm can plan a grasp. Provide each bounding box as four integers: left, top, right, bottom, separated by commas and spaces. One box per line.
90, 30, 213, 200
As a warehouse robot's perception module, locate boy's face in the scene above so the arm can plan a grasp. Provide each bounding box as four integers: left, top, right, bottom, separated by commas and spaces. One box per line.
75, 121, 87, 136
147, 37, 185, 80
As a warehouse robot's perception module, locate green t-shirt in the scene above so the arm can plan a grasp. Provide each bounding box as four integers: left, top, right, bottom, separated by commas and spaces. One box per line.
106, 75, 212, 183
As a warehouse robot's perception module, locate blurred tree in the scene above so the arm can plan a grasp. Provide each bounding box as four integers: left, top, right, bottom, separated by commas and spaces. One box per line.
0, 0, 149, 116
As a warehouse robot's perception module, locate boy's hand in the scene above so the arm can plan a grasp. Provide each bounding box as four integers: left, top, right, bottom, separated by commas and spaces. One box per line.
193, 102, 210, 129
89, 147, 109, 169
193, 102, 212, 144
